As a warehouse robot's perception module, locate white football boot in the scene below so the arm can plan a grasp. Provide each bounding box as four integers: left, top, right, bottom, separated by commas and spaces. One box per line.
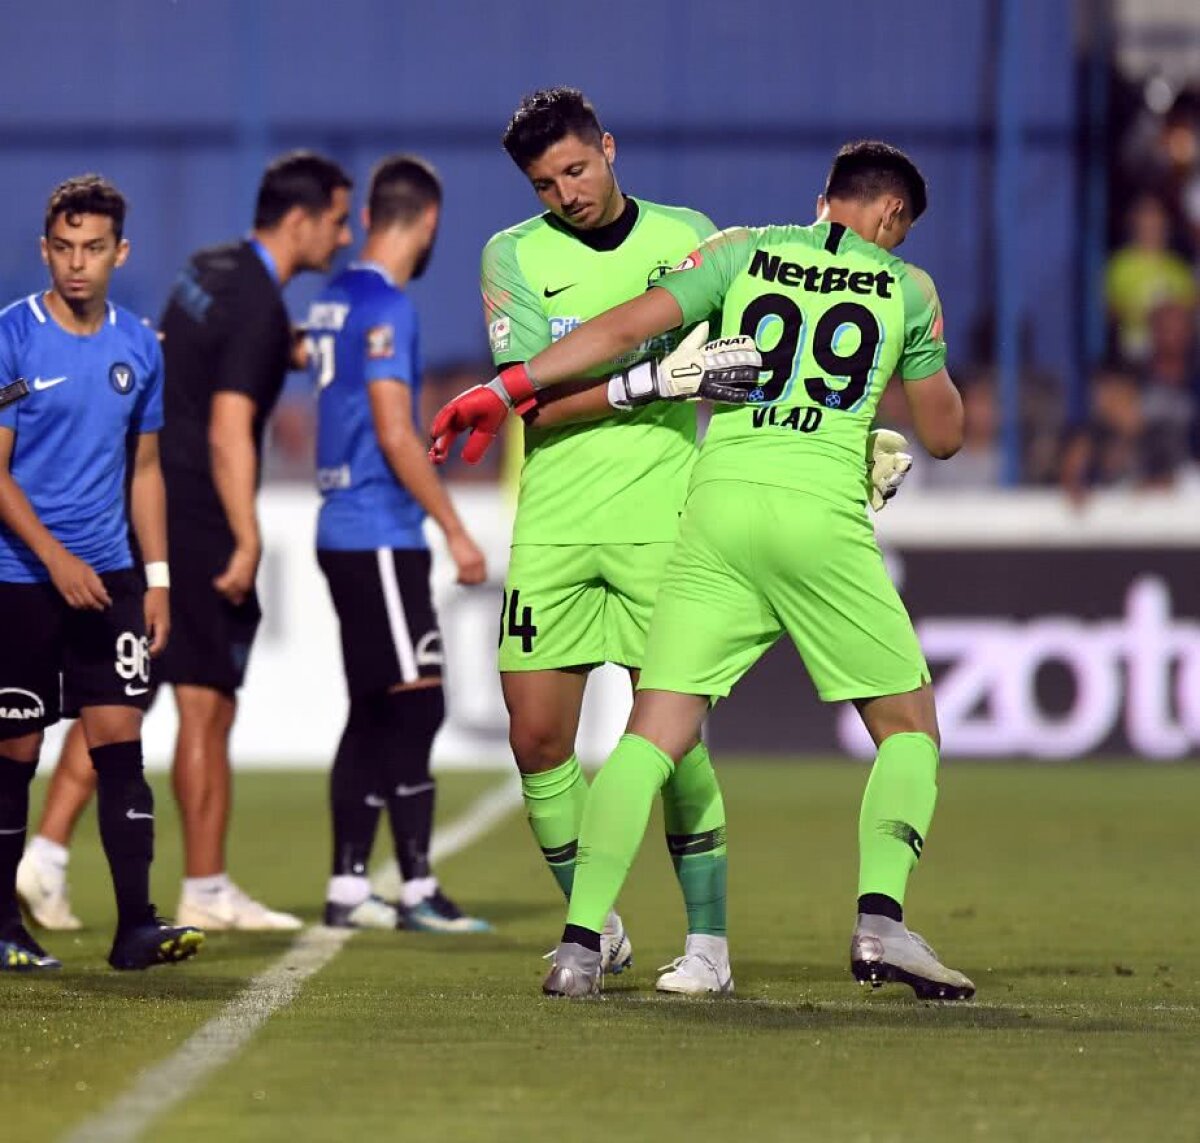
656, 933, 734, 995
16, 850, 82, 931
176, 881, 303, 931
601, 910, 633, 975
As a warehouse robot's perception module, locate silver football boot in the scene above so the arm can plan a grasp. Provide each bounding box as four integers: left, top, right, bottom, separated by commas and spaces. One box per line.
850, 913, 975, 1001
542, 941, 603, 998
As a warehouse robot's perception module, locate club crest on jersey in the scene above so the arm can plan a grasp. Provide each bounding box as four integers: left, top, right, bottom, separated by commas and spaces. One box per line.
366, 324, 395, 360
109, 362, 135, 395
646, 263, 674, 287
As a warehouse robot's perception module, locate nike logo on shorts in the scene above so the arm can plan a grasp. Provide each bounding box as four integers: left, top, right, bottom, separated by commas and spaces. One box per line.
125, 809, 154, 821
124, 684, 149, 697
394, 782, 435, 797
32, 376, 68, 391
364, 794, 386, 808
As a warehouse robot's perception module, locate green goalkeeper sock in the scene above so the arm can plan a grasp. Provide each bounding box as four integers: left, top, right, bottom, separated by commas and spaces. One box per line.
857, 732, 939, 908
661, 742, 728, 936
521, 755, 588, 899
565, 734, 674, 934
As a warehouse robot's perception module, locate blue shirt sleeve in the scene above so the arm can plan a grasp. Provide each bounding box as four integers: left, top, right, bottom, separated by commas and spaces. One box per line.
132, 334, 165, 434
0, 315, 23, 432
362, 294, 418, 386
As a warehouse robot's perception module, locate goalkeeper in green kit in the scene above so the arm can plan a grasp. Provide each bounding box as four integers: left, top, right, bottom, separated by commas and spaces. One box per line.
432, 139, 972, 1001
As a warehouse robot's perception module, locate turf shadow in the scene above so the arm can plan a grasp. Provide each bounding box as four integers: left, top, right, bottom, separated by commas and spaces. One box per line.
611, 993, 1138, 1035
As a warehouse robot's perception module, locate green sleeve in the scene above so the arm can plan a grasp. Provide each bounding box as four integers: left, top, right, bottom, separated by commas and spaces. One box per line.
898, 264, 948, 381
653, 226, 756, 326
480, 232, 548, 366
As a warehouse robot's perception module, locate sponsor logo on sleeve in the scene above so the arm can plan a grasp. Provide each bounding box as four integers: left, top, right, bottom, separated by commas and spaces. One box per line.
366, 324, 395, 360
488, 316, 511, 353
671, 250, 703, 273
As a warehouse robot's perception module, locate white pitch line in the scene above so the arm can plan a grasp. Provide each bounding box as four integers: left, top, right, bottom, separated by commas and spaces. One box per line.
63, 773, 522, 1143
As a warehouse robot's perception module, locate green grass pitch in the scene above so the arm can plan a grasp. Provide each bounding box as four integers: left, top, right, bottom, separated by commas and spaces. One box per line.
4, 762, 1199, 1142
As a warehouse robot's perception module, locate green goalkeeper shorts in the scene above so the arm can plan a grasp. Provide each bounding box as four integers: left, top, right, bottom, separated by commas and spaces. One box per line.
639, 480, 930, 702
499, 542, 676, 673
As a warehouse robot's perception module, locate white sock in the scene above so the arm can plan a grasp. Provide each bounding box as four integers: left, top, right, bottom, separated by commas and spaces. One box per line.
326, 875, 371, 907
400, 875, 437, 908
28, 835, 69, 869
183, 873, 231, 899
685, 932, 729, 964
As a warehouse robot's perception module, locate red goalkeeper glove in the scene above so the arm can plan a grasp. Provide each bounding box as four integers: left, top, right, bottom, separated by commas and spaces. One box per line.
428, 364, 539, 465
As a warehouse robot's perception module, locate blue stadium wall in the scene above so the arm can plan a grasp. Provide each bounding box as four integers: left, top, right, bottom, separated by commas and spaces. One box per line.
0, 1, 1076, 376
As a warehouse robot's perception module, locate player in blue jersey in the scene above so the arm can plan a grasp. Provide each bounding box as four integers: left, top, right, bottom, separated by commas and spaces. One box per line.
0, 176, 203, 970
308, 155, 491, 932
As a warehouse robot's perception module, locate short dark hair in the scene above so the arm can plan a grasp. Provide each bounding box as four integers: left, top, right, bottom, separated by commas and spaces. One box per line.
824, 140, 928, 221
254, 151, 353, 230
502, 87, 605, 170
368, 154, 442, 230
45, 174, 127, 241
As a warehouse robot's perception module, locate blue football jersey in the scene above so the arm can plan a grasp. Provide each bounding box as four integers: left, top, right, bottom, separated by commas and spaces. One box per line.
309, 263, 427, 551
0, 294, 164, 582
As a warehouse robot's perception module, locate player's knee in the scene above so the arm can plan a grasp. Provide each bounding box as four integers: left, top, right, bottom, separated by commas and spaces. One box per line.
0, 729, 43, 764
508, 718, 576, 773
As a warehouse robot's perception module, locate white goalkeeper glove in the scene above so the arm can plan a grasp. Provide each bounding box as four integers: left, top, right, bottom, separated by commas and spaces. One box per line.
607, 322, 761, 410
867, 428, 913, 511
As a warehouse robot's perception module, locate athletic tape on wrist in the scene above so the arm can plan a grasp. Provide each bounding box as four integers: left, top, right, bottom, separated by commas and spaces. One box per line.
145, 561, 170, 589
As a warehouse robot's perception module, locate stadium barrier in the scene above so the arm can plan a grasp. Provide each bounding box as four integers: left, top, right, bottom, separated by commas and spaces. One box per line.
47, 485, 1192, 771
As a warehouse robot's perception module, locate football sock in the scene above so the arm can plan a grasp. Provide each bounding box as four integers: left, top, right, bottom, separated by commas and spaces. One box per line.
330, 700, 382, 878
380, 687, 443, 883
183, 873, 231, 900
0, 754, 36, 924
857, 731, 939, 909
90, 741, 153, 929
326, 874, 371, 908
661, 741, 728, 936
520, 754, 588, 899
564, 734, 674, 936
28, 834, 69, 875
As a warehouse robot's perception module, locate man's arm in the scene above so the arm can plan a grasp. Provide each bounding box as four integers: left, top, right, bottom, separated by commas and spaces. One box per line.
209, 391, 261, 604
522, 378, 612, 429
902, 369, 964, 459
897, 265, 961, 459
0, 427, 110, 609
526, 289, 685, 389
369, 380, 485, 584
128, 431, 170, 654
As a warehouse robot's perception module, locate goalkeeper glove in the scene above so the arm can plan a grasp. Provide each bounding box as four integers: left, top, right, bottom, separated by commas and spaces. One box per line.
428, 364, 538, 466
867, 428, 913, 511
607, 322, 761, 410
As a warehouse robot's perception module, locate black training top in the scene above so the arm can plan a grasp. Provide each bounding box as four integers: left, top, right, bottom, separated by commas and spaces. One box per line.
158, 239, 292, 525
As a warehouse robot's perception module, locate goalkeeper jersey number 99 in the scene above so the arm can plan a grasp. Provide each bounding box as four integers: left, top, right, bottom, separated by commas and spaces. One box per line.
655, 221, 947, 507
481, 198, 715, 545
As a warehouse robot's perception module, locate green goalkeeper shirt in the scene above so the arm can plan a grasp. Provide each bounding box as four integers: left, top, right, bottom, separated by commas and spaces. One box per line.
655, 221, 947, 507
481, 197, 715, 545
